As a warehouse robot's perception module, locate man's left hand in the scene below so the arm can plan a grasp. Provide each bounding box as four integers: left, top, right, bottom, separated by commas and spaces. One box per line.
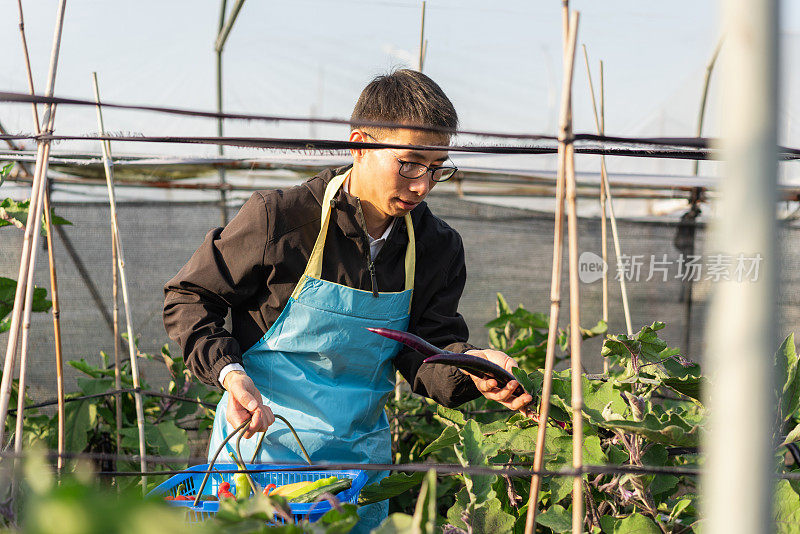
463, 349, 533, 412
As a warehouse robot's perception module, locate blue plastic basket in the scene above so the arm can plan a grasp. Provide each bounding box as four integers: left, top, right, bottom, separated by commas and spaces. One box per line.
148, 464, 368, 524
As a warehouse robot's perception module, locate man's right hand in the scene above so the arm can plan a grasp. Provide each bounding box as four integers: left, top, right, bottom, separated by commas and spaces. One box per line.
222, 371, 275, 439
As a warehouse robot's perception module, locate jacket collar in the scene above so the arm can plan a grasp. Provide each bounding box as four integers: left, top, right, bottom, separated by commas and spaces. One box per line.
305, 165, 423, 251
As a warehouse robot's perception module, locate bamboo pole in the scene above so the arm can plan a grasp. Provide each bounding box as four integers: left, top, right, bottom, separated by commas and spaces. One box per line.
561, 13, 583, 534
112, 225, 122, 458
92, 73, 148, 492
581, 48, 633, 336
702, 0, 778, 531
418, 1, 427, 72
523, 6, 577, 534
684, 38, 724, 353
599, 61, 609, 373
216, 0, 229, 227
693, 38, 724, 177
15, 0, 66, 473
0, 0, 67, 450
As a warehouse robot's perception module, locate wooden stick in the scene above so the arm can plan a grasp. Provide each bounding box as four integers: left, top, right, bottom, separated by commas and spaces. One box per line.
523, 5, 576, 534
582, 48, 633, 336
15, 0, 66, 473
693, 37, 724, 177
581, 46, 611, 369
0, 0, 67, 449
92, 72, 148, 493
418, 1, 427, 71
600, 60, 609, 373
561, 13, 583, 534
43, 190, 65, 472
112, 226, 122, 459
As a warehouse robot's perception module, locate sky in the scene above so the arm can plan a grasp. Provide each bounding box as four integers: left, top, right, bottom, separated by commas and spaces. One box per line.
0, 0, 798, 182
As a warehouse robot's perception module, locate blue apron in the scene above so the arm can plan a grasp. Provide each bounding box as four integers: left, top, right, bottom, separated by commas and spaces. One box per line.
209, 169, 415, 532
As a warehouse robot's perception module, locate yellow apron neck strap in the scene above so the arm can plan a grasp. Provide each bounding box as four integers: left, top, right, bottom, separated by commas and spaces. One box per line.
293, 169, 416, 299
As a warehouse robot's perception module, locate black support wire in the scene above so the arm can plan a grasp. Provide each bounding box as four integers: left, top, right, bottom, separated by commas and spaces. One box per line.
1, 91, 799, 158
6, 387, 800, 484
7, 387, 217, 414
4, 447, 800, 483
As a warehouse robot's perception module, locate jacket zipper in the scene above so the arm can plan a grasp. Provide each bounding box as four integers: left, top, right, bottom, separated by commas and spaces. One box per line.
354, 198, 379, 297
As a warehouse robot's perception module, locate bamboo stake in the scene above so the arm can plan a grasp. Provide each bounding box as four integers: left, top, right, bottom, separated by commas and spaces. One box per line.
92, 73, 148, 493
112, 227, 122, 459
599, 61, 609, 373
523, 6, 577, 534
216, 0, 229, 227
16, 0, 66, 473
684, 38, 724, 353
693, 38, 724, 177
418, 1, 427, 72
582, 48, 633, 336
0, 0, 67, 450
561, 13, 583, 533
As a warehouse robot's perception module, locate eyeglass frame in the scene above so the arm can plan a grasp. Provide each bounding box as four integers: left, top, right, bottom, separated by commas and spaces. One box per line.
359, 131, 458, 183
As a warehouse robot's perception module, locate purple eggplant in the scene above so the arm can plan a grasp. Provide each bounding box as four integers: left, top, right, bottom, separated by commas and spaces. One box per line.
424, 353, 528, 398
365, 327, 451, 357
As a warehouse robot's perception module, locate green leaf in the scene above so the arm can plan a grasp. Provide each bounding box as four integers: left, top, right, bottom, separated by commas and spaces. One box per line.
63, 401, 93, 452
0, 198, 29, 229
650, 475, 680, 499
121, 421, 188, 458
581, 320, 608, 339
358, 472, 425, 506
315, 503, 360, 533
421, 425, 460, 456
661, 375, 706, 403
410, 470, 437, 534
536, 504, 572, 533
67, 359, 112, 379
436, 405, 466, 426
455, 420, 500, 505
600, 412, 702, 447
77, 377, 114, 396
778, 334, 800, 424
0, 277, 51, 333
670, 498, 694, 522
783, 423, 800, 446
465, 497, 516, 533
546, 476, 573, 505
775, 479, 800, 533
512, 367, 540, 397
604, 513, 662, 534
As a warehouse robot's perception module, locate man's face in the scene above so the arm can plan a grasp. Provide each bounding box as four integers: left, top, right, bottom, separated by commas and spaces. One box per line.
349, 128, 450, 219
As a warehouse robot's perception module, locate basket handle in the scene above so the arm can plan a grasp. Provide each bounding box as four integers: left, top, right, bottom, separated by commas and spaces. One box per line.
250, 414, 313, 465
193, 417, 251, 507
193, 413, 314, 507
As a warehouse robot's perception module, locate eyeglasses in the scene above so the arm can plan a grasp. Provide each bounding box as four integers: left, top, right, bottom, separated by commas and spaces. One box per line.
361, 131, 458, 183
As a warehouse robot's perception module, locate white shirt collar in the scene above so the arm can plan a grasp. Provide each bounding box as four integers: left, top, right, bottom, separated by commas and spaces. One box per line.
343, 177, 396, 244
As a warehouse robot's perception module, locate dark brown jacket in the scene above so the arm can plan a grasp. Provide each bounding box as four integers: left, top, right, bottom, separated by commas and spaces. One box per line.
163, 166, 481, 407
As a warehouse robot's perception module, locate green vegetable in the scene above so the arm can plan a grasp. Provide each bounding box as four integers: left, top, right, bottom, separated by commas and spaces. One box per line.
291, 478, 352, 503
233, 473, 250, 500
282, 476, 339, 500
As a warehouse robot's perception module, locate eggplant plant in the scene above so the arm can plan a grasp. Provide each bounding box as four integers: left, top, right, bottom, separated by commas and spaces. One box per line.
368, 294, 800, 534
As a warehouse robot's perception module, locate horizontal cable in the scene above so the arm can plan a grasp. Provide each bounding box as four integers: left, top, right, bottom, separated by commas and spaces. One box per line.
3, 90, 799, 156
8, 387, 216, 414
0, 450, 705, 479
0, 133, 726, 161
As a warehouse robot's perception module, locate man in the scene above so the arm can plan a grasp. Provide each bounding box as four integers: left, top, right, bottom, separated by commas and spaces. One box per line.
163, 69, 531, 530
